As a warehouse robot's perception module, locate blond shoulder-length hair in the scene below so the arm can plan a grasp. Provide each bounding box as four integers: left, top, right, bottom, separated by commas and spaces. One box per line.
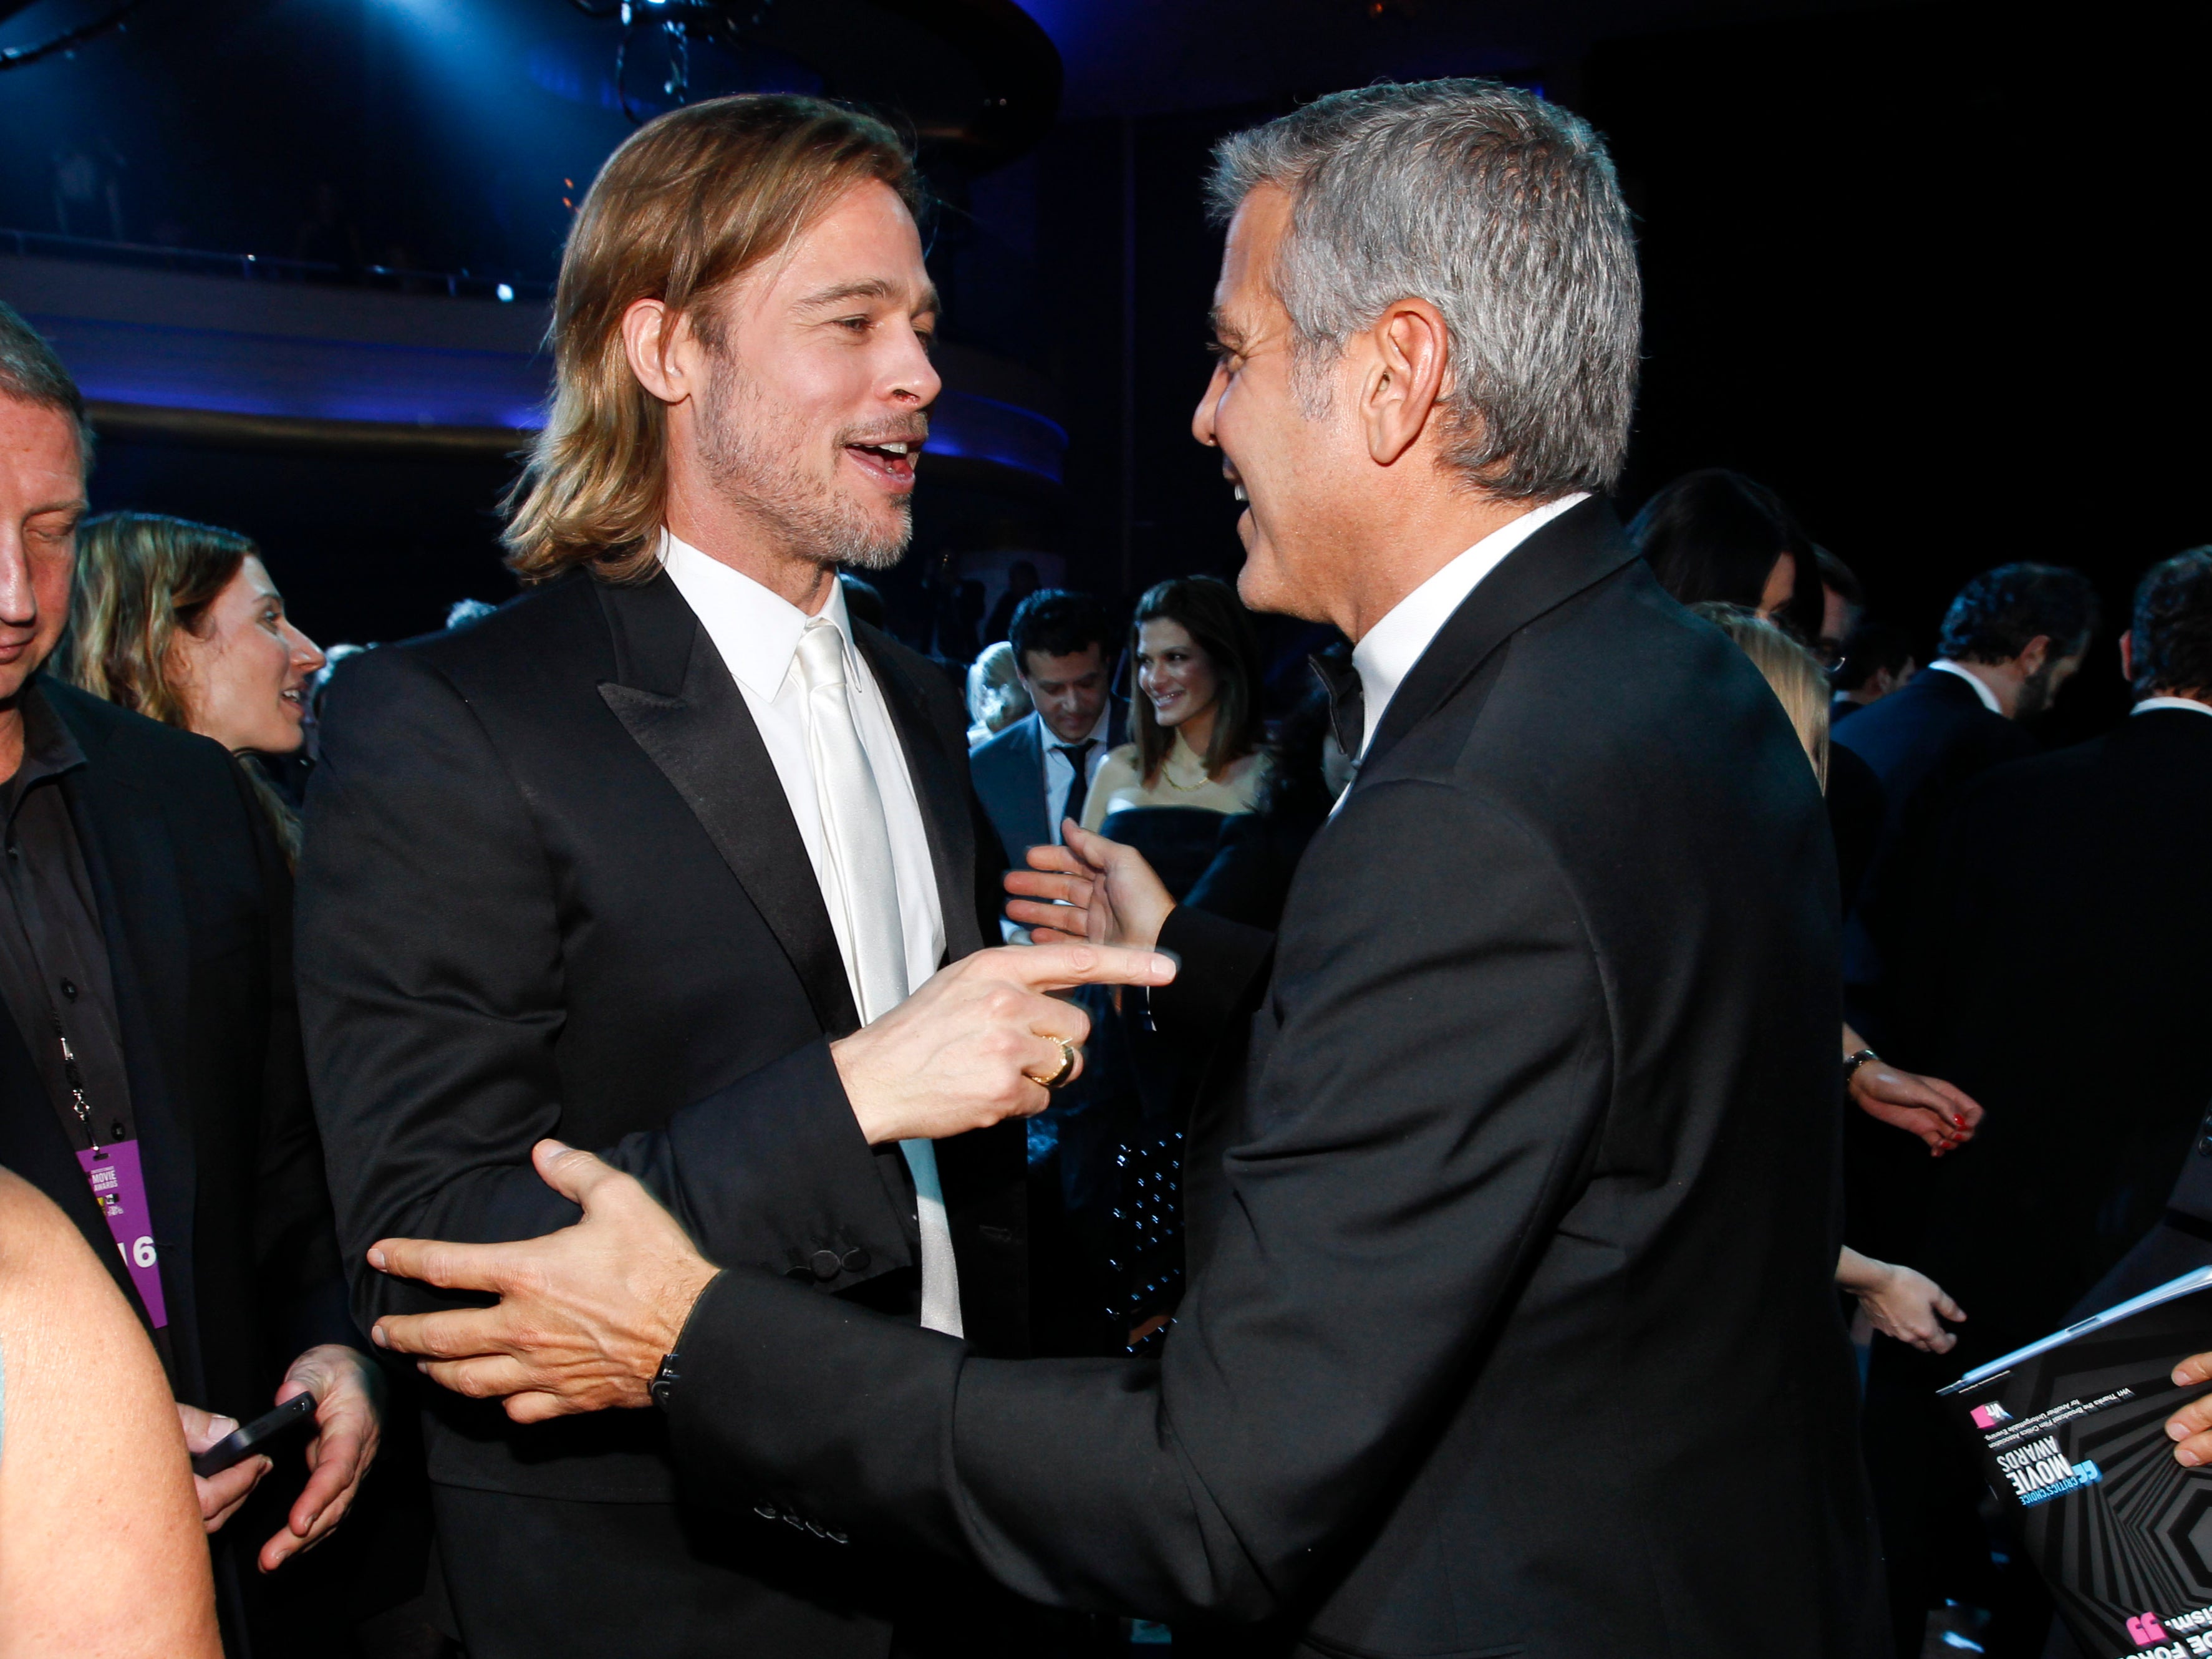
502, 94, 923, 585
1692, 601, 1832, 791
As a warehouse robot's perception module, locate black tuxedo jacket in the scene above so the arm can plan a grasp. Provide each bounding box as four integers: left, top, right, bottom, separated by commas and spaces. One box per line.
1831, 667, 2035, 1039
297, 570, 1023, 1511
659, 502, 1885, 1657
0, 679, 345, 1418
1906, 708, 2212, 1370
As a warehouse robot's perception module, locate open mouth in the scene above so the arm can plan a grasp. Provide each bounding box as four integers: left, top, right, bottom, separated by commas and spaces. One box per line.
281, 687, 307, 716
844, 438, 921, 488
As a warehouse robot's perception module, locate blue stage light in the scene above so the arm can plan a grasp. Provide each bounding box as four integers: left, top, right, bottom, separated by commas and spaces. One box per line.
496, 283, 515, 302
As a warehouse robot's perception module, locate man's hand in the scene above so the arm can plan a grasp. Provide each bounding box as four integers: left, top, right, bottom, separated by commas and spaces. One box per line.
832, 937, 1176, 1144
1005, 822, 1176, 950
1849, 1056, 1984, 1156
2168, 1353, 2212, 1466
258, 1345, 384, 1572
369, 1141, 719, 1424
178, 1403, 269, 1533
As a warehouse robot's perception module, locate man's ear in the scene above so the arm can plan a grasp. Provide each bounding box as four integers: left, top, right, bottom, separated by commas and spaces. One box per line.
1361, 297, 1451, 468
2017, 634, 2052, 677
2119, 631, 2137, 685
621, 297, 693, 407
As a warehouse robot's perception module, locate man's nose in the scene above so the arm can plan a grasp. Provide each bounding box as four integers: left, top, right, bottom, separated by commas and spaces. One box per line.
0, 530, 37, 628
1191, 364, 1227, 448
887, 327, 942, 409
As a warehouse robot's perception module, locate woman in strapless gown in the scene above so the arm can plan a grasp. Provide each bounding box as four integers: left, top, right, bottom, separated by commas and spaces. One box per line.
1055, 576, 1269, 1353
1080, 575, 1268, 891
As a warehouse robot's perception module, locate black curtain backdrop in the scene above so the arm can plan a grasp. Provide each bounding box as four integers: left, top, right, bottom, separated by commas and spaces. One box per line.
1029, 1, 2210, 740
66, 0, 2212, 719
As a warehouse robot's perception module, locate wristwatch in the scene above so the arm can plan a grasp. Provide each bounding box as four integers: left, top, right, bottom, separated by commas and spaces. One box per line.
1842, 1047, 1880, 1086
649, 1348, 682, 1411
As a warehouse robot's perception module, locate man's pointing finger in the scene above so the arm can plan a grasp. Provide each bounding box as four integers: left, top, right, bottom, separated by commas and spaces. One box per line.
995, 942, 1177, 993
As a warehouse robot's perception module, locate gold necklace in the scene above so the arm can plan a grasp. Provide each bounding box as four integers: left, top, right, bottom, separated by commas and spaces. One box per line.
1160, 747, 1210, 792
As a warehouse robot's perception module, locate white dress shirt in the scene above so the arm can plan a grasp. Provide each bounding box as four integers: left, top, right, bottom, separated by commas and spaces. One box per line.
2134, 695, 2212, 718
1344, 493, 1590, 784
1041, 703, 1112, 844
659, 530, 947, 1030
1926, 659, 2004, 715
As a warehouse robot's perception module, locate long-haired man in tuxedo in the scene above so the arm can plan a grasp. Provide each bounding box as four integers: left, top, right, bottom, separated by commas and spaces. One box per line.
367, 80, 1885, 1657
297, 96, 1169, 1659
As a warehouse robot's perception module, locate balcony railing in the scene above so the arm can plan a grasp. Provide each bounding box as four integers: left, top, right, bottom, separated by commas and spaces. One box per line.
0, 227, 549, 304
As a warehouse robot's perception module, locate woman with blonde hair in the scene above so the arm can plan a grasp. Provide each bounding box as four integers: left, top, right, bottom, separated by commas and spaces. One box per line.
1694, 601, 1979, 1356
64, 511, 326, 861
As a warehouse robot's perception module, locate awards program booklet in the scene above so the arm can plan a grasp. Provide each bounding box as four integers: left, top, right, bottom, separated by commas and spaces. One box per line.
1941, 1267, 2212, 1658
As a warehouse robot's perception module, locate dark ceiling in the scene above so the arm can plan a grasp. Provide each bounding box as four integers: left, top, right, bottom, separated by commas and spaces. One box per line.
1021, 0, 1910, 119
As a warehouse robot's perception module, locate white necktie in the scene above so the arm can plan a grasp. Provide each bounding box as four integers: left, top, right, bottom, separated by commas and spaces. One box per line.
794, 619, 962, 1337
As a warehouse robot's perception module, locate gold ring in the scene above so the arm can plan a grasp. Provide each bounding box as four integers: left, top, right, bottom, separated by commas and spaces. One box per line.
1025, 1037, 1078, 1091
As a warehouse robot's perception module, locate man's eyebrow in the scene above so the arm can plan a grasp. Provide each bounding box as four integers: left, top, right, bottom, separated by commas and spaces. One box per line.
1208, 308, 1246, 349
797, 278, 941, 316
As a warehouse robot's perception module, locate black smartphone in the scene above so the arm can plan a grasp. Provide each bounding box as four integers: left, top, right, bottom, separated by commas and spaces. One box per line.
191, 1393, 319, 1479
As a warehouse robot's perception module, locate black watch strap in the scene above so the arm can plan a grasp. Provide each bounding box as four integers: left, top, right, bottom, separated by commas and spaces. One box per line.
1842, 1047, 1880, 1083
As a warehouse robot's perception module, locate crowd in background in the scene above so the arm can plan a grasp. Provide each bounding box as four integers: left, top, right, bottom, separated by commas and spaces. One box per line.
6, 117, 2212, 1658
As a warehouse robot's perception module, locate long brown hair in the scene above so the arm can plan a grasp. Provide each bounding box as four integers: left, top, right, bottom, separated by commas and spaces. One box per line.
63, 511, 302, 863
1130, 575, 1264, 785
501, 94, 923, 585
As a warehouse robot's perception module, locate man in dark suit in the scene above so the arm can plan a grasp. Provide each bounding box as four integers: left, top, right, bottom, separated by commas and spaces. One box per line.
368, 82, 1883, 1658
970, 589, 1124, 883
1862, 549, 2212, 1658
1832, 563, 2100, 1280
1833, 561, 2099, 1050
1, 304, 378, 1655
296, 99, 1162, 1659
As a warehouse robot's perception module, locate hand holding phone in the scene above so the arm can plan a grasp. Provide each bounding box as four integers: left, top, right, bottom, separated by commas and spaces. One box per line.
190, 1393, 319, 1480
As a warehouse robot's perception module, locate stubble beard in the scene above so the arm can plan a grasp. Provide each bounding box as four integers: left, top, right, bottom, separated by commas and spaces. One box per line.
696, 354, 912, 574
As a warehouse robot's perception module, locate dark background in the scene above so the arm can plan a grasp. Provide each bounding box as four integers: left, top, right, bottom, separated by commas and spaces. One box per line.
6, 0, 2205, 738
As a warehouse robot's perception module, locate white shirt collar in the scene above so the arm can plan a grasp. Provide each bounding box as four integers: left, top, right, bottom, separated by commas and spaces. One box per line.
2134, 694, 2212, 718
657, 528, 853, 702
1927, 659, 2005, 716
1350, 493, 1588, 757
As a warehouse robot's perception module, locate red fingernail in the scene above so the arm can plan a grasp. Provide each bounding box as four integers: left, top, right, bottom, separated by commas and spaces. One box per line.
1953, 1116, 1968, 1129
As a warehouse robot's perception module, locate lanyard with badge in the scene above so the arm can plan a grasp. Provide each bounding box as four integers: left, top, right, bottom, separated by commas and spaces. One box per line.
52, 1007, 167, 1327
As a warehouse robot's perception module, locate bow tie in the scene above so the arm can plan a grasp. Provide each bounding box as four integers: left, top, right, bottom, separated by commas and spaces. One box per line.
1310, 652, 1364, 760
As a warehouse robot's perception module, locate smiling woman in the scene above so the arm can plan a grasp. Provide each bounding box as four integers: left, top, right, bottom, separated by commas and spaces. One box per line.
62, 512, 326, 862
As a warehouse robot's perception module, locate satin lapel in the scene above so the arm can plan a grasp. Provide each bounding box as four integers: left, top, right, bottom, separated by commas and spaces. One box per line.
1361, 498, 1641, 779
854, 624, 982, 962
594, 577, 862, 1038
54, 726, 206, 1391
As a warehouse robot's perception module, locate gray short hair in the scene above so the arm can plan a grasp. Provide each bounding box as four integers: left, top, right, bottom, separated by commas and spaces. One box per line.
1209, 80, 1640, 500
0, 300, 94, 467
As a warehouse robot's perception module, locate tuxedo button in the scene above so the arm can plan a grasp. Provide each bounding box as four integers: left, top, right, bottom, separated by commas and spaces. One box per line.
809, 1249, 842, 1280
754, 1502, 779, 1521
841, 1247, 870, 1274
784, 1265, 813, 1282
